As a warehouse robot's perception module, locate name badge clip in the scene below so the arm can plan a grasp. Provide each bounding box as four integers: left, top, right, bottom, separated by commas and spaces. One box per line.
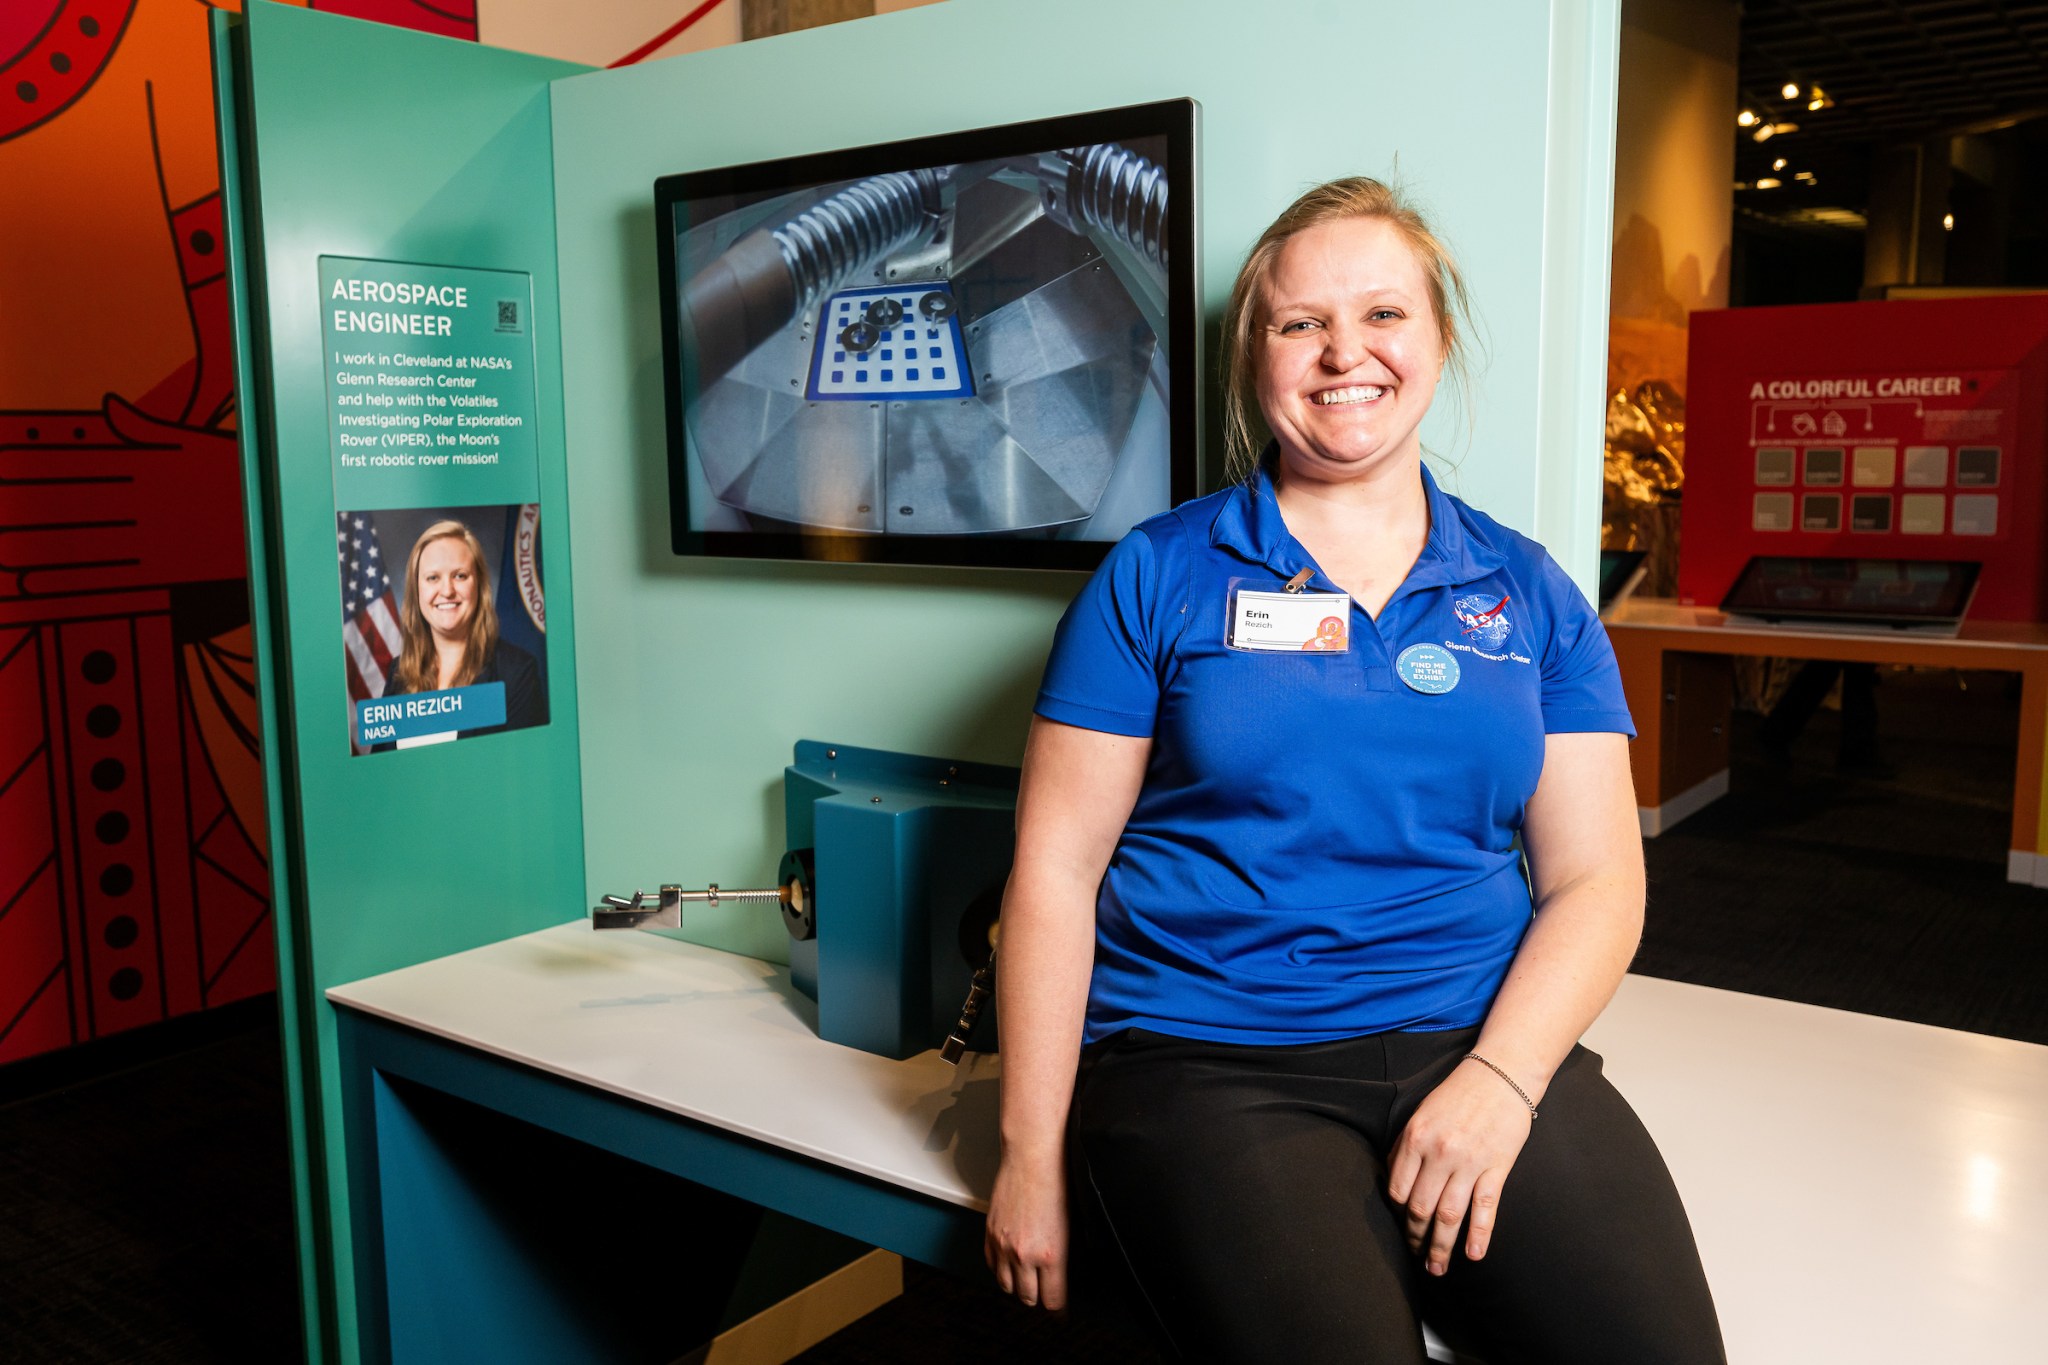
1229, 573, 1350, 653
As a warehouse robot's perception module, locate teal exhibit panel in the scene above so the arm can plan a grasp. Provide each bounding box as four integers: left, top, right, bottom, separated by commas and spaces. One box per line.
212, 7, 587, 1361
216, 2, 1622, 1361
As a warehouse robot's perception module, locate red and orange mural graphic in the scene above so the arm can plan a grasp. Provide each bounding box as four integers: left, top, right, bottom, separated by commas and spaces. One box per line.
0, 0, 476, 1065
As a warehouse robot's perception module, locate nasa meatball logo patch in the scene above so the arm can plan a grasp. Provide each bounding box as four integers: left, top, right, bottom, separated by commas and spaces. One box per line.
1452, 593, 1514, 649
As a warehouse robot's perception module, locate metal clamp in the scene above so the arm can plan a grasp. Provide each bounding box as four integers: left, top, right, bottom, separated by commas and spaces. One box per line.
591, 879, 803, 933
591, 886, 682, 931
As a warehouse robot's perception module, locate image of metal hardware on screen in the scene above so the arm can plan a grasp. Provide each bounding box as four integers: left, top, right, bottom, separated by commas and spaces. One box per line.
676, 141, 1169, 536
592, 741, 1012, 1063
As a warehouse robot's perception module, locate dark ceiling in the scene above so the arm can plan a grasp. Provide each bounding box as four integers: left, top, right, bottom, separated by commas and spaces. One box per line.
1733, 0, 2048, 226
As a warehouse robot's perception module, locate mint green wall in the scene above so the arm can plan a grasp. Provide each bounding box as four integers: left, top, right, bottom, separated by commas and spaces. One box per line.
548, 0, 1622, 960
218, 7, 587, 1360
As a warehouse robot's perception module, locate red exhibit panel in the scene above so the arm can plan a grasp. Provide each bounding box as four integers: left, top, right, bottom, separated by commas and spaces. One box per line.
0, 592, 274, 1064
1681, 297, 2048, 622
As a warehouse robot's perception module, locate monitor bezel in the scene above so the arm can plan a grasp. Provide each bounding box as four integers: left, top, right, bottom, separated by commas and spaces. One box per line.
654, 98, 1201, 572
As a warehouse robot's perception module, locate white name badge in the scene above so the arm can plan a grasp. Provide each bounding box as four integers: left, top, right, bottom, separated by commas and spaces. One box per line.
1228, 588, 1352, 652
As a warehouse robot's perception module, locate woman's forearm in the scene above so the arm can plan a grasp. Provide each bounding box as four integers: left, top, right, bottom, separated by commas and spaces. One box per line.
1472, 731, 1645, 1104
1471, 866, 1642, 1103
990, 718, 1150, 1169
993, 867, 1100, 1165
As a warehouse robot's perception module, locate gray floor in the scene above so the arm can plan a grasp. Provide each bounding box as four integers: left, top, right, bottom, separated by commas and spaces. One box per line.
1, 665, 2037, 1362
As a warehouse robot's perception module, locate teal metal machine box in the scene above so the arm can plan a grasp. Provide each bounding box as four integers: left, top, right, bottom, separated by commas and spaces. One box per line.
594, 741, 1015, 1060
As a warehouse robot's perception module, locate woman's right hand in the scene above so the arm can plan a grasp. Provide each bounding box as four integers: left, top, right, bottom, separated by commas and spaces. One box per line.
984, 1146, 1069, 1312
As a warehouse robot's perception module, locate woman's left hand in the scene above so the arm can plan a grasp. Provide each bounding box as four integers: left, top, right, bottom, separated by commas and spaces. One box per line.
1385, 1058, 1535, 1275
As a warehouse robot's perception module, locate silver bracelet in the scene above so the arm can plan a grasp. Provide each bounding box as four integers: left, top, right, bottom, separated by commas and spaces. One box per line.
1463, 1052, 1539, 1119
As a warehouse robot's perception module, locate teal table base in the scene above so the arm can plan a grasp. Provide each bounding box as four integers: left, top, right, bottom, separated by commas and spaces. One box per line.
335, 1009, 986, 1363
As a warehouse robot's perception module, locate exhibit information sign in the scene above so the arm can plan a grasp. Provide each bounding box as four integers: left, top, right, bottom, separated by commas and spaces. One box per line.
318, 256, 551, 754
1681, 297, 2048, 620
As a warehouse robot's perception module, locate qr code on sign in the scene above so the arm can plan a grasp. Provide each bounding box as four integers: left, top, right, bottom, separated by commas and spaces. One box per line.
495, 299, 521, 332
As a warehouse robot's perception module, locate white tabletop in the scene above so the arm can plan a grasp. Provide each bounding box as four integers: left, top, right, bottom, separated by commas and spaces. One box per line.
327, 920, 1001, 1208
329, 921, 2048, 1363
1586, 976, 2048, 1363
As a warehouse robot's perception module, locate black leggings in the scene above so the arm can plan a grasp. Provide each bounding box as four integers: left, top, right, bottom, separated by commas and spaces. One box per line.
1069, 1025, 1725, 1365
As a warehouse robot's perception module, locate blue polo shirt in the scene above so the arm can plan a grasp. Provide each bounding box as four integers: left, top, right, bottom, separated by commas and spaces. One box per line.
1036, 462, 1635, 1045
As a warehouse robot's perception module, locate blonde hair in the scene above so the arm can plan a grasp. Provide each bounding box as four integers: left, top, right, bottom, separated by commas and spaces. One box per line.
1218, 176, 1476, 484
397, 520, 500, 693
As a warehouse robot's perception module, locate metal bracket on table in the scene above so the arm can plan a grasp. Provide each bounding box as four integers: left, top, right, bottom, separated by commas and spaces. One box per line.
592, 861, 815, 942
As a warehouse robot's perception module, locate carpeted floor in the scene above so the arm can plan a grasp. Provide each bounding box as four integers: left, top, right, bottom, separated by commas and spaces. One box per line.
0, 1000, 300, 1364
2, 664, 2038, 1363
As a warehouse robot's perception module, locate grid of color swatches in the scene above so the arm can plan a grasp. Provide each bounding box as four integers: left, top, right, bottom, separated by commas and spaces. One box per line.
1750, 444, 2001, 538
806, 283, 974, 401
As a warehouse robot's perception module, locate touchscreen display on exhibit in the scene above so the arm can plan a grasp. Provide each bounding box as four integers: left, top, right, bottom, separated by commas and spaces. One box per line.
655, 101, 1197, 570
1721, 556, 1979, 623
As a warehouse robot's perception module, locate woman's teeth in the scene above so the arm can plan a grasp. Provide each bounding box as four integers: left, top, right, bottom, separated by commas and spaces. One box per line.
1313, 386, 1386, 406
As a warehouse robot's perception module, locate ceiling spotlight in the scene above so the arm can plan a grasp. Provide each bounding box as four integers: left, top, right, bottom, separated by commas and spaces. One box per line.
1806, 85, 1832, 112
1944, 212, 1956, 231
1753, 124, 1776, 142
1782, 81, 1801, 99
1755, 177, 1783, 189
1773, 157, 1788, 171
1738, 109, 1758, 127
1794, 171, 1817, 184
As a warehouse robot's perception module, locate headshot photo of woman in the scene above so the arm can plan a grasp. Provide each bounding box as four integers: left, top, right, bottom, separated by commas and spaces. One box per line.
383, 518, 547, 749
984, 177, 1725, 1364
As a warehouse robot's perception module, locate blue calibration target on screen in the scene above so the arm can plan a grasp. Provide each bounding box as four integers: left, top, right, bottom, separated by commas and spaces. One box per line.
806, 284, 974, 401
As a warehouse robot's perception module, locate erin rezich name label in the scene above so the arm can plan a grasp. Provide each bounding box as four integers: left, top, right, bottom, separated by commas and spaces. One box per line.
356, 683, 506, 746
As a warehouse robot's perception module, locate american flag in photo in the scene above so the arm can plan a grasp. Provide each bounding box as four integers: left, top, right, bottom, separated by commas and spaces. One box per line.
339, 512, 400, 704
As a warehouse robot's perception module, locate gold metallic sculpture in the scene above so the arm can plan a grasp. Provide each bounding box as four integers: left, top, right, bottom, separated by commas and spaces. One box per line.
1603, 379, 1685, 596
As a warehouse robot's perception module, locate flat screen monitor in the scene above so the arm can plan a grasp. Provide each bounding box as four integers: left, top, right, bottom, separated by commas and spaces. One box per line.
655, 99, 1200, 570
1719, 556, 1982, 631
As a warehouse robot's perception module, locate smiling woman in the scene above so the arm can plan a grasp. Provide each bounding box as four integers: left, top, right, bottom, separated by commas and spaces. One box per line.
365, 516, 547, 751
1256, 217, 1446, 485
1220, 177, 1475, 486
398, 521, 499, 693
982, 177, 1726, 1364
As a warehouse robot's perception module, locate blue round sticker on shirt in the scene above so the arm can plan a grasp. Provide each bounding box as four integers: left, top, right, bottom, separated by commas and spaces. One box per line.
1395, 643, 1460, 695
